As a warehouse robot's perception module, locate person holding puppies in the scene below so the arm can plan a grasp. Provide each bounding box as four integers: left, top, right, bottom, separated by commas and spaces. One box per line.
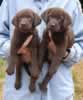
0, 0, 83, 100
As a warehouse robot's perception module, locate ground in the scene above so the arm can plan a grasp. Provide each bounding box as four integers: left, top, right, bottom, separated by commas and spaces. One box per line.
73, 61, 83, 100
0, 79, 4, 100
0, 60, 83, 100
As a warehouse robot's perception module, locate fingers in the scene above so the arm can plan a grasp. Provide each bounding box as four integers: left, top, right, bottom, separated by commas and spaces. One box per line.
48, 41, 56, 52
22, 35, 33, 48
17, 47, 28, 54
17, 35, 33, 55
48, 31, 52, 41
48, 34, 56, 55
17, 47, 24, 54
17, 47, 31, 55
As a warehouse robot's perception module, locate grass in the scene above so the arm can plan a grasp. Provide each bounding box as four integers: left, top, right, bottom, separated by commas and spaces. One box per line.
72, 70, 80, 100
0, 58, 6, 90
72, 61, 83, 100
0, 59, 83, 100
0, 58, 6, 100
0, 58, 6, 79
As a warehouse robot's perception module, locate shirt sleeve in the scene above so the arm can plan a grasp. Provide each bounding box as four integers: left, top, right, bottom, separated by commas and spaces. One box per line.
63, 1, 83, 66
0, 0, 10, 59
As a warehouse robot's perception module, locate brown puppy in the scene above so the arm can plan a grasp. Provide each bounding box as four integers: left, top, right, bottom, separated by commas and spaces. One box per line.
39, 8, 74, 91
6, 9, 41, 92
17, 35, 39, 92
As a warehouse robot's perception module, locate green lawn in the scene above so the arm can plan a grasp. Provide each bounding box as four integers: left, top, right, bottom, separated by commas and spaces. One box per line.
0, 58, 6, 79
0, 58, 6, 100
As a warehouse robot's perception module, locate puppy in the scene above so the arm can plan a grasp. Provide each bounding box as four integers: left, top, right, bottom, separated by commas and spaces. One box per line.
39, 8, 74, 91
6, 9, 41, 92
17, 35, 39, 92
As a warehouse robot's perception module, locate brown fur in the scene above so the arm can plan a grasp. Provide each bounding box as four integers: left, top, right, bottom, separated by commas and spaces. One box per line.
39, 8, 74, 91
6, 9, 41, 92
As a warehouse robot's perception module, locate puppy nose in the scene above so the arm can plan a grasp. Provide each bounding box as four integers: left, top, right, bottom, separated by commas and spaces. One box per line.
21, 23, 26, 27
51, 23, 55, 27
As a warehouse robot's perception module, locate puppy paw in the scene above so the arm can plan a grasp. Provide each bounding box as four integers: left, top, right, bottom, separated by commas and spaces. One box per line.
6, 68, 14, 75
29, 84, 36, 93
15, 82, 21, 90
39, 83, 47, 92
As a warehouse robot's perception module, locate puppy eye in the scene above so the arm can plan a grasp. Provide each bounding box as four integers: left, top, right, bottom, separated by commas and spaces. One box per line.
48, 16, 52, 21
26, 16, 31, 21
58, 17, 63, 23
28, 17, 32, 21
58, 19, 61, 22
18, 18, 22, 22
60, 16, 64, 21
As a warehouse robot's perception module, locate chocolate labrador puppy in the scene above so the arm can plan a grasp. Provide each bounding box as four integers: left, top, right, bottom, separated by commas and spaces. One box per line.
6, 9, 41, 92
39, 8, 74, 91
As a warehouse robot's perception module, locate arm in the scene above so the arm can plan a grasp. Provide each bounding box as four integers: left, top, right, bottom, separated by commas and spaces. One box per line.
63, 1, 83, 66
0, 0, 10, 59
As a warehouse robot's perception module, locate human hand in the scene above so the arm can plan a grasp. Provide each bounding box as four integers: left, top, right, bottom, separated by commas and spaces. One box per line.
17, 34, 33, 62
17, 47, 32, 63
63, 49, 70, 59
48, 31, 70, 59
48, 31, 56, 55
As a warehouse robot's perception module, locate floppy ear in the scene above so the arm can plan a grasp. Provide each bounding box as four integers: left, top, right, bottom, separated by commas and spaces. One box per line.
33, 13, 41, 26
63, 14, 72, 29
12, 15, 18, 26
41, 9, 50, 23
66, 26, 74, 48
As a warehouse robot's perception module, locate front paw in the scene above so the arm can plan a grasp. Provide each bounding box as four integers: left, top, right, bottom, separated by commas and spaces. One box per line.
29, 83, 36, 93
6, 68, 14, 75
39, 83, 47, 92
15, 81, 21, 90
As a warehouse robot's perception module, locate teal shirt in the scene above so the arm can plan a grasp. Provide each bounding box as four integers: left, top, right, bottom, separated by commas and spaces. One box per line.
0, 0, 83, 100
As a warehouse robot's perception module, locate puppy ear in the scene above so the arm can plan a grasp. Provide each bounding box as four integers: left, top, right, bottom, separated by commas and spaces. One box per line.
63, 14, 72, 28
33, 13, 41, 26
12, 15, 18, 26
66, 26, 74, 48
41, 9, 50, 23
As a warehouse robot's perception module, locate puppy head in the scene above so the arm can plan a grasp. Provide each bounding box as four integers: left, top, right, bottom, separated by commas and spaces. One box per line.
41, 8, 72, 32
12, 9, 41, 32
